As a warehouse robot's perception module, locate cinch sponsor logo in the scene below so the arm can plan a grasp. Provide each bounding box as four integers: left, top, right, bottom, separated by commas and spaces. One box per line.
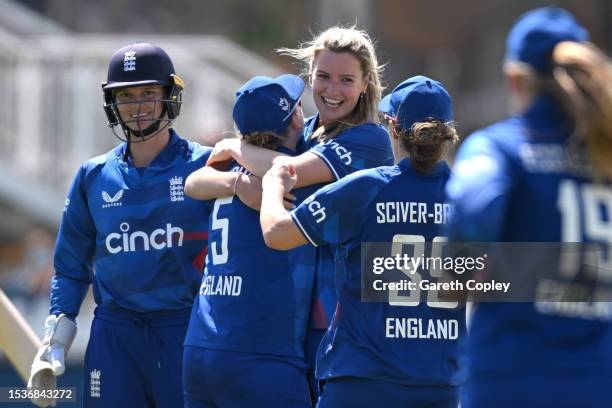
104, 222, 184, 254
303, 195, 326, 223
327, 141, 352, 165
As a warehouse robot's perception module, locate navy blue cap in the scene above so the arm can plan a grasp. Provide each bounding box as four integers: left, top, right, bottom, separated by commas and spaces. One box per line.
103, 43, 175, 90
232, 74, 305, 135
505, 7, 589, 73
379, 75, 453, 131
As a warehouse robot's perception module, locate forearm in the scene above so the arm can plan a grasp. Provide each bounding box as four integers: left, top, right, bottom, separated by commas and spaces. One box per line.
291, 152, 335, 188
185, 166, 239, 200
231, 142, 286, 178
260, 182, 305, 250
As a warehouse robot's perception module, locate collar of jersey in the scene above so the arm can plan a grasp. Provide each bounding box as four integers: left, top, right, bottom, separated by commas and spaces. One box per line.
302, 113, 320, 149
304, 113, 319, 137
521, 95, 573, 140
398, 157, 449, 176
117, 129, 181, 170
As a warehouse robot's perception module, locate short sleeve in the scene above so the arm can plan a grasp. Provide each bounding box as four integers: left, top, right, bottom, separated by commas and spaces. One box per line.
309, 124, 394, 180
291, 169, 384, 246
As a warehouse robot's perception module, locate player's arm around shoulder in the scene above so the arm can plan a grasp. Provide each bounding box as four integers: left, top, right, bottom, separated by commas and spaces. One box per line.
287, 151, 335, 189
307, 124, 393, 182
185, 165, 240, 200
266, 165, 385, 249
260, 161, 305, 250
206, 137, 290, 178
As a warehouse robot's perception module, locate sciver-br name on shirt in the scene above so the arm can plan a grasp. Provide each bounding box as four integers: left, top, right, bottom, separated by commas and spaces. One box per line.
200, 275, 243, 296
385, 317, 459, 340
376, 202, 451, 224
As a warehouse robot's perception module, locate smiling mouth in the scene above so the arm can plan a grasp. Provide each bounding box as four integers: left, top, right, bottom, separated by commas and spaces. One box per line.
322, 96, 343, 108
131, 112, 152, 119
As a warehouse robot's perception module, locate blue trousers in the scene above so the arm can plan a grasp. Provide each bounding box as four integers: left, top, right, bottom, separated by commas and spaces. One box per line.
183, 346, 311, 408
82, 306, 191, 408
316, 377, 458, 408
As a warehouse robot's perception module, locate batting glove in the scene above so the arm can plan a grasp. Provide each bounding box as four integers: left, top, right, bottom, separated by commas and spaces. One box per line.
27, 314, 77, 407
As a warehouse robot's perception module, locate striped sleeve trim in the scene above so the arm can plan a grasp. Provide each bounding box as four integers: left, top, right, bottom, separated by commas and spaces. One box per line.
310, 150, 340, 180
290, 211, 319, 247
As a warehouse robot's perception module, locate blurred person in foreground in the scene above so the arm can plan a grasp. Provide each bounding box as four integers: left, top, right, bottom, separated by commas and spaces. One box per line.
27, 43, 211, 407
445, 7, 612, 408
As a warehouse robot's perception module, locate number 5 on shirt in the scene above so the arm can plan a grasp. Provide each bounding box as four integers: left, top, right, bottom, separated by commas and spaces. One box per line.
211, 197, 233, 265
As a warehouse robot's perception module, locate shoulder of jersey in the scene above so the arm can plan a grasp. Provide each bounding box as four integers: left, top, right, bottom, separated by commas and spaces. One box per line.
342, 122, 387, 136
165, 133, 213, 163
186, 139, 213, 162
80, 146, 121, 173
374, 163, 403, 178
462, 117, 526, 154
478, 117, 525, 142
342, 165, 392, 187
337, 123, 389, 147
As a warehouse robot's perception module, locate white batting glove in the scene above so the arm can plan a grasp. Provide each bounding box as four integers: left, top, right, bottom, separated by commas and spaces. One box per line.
27, 314, 77, 407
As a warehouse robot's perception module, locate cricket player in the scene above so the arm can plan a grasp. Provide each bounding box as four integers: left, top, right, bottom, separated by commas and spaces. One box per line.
445, 7, 612, 408
204, 27, 394, 400
28, 42, 211, 407
182, 74, 315, 408
260, 75, 465, 408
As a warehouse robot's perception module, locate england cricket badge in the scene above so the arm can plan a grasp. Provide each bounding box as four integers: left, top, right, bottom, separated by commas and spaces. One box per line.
169, 176, 185, 202
90, 369, 101, 398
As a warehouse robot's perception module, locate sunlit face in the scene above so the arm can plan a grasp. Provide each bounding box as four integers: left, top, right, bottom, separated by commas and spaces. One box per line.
310, 50, 368, 127
113, 85, 165, 131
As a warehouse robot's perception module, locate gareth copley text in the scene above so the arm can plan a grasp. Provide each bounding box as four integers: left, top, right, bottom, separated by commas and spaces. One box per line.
373, 279, 511, 294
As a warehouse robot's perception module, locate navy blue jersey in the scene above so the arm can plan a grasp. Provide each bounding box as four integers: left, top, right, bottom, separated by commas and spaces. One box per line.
446, 96, 612, 382
303, 114, 394, 329
185, 147, 318, 359
304, 115, 394, 180
292, 158, 466, 386
51, 131, 211, 317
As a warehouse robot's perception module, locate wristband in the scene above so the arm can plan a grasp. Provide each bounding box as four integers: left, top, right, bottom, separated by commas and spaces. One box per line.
233, 173, 241, 195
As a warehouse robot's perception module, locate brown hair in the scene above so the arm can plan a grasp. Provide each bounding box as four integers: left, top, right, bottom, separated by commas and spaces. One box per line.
278, 26, 384, 142
239, 129, 289, 150
551, 41, 612, 179
392, 120, 459, 173
504, 41, 612, 179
